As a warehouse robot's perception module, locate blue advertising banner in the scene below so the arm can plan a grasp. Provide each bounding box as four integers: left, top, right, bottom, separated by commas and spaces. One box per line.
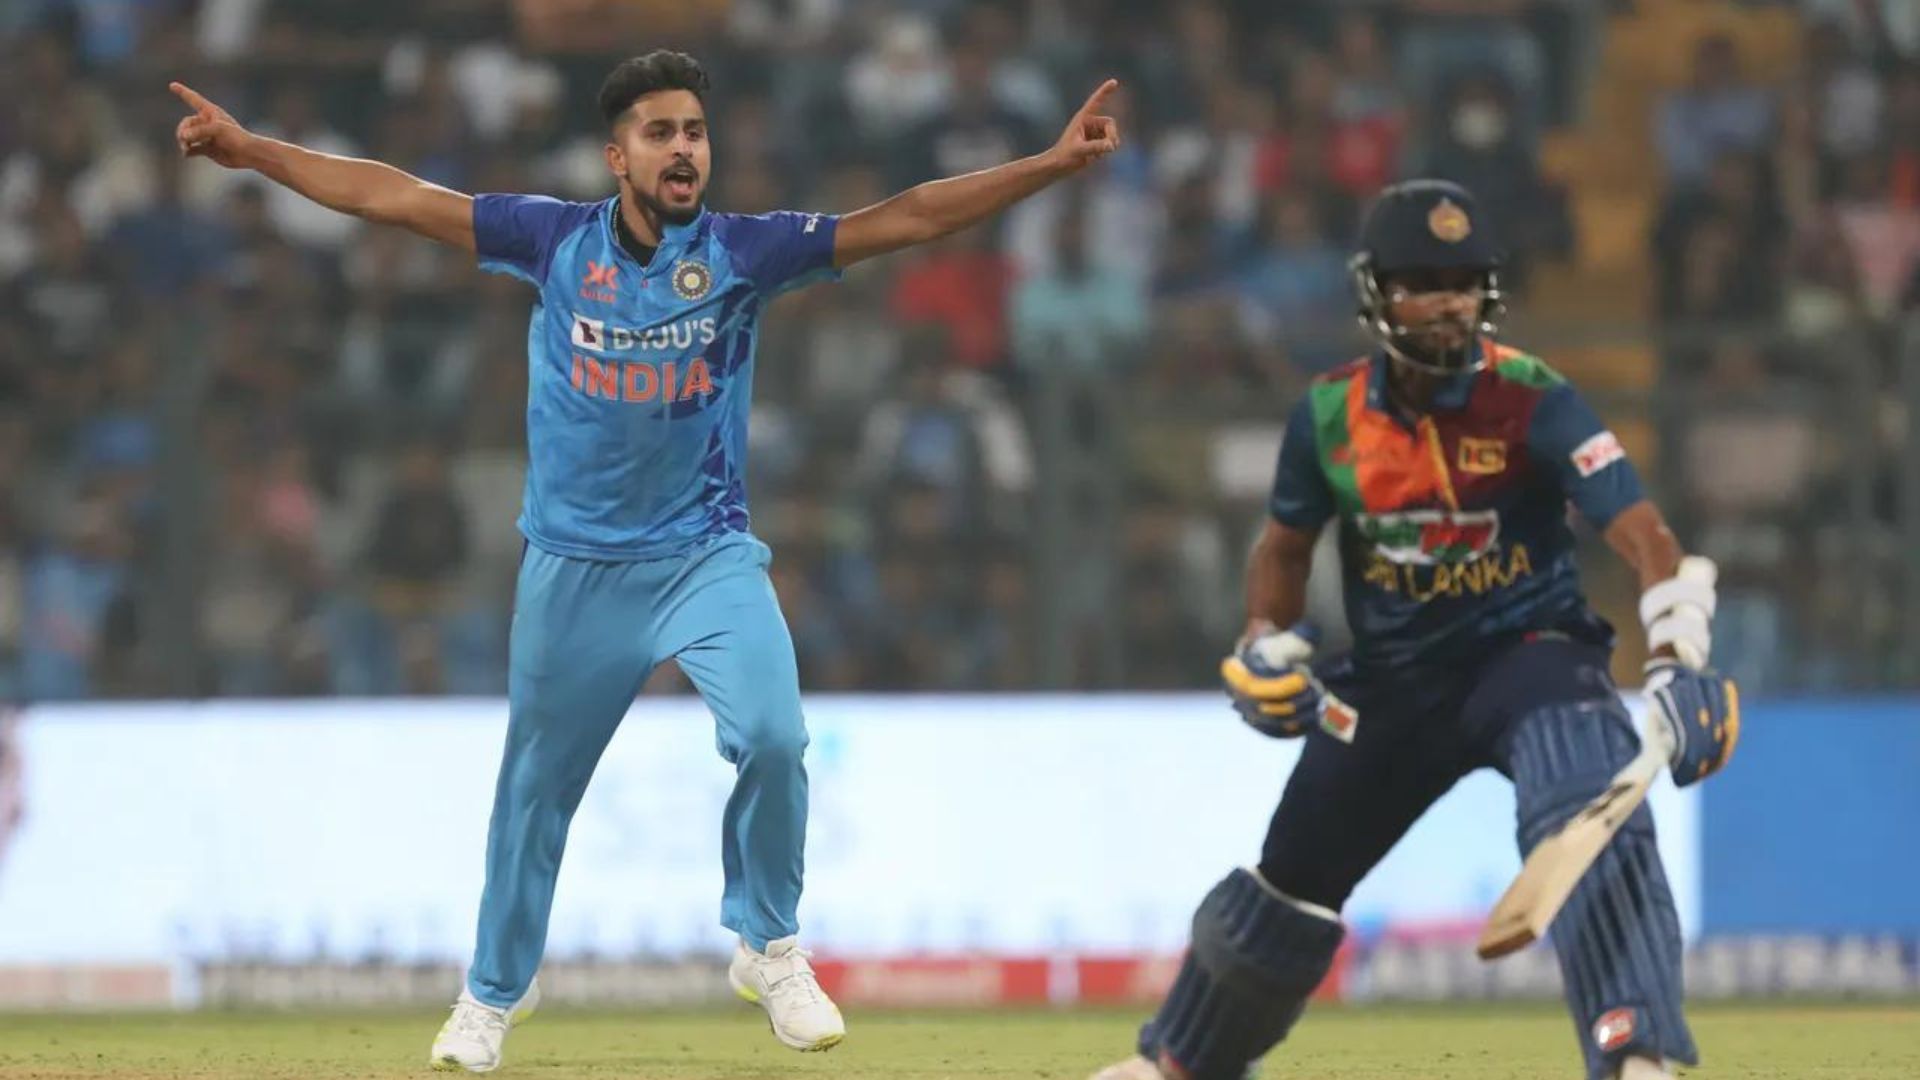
1701, 700, 1920, 935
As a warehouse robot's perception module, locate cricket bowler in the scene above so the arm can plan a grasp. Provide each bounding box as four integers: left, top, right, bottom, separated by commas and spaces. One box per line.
170, 50, 1121, 1072
1092, 179, 1740, 1080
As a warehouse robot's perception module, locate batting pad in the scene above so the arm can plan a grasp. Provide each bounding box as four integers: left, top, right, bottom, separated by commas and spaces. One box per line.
1138, 868, 1343, 1080
1509, 702, 1700, 1080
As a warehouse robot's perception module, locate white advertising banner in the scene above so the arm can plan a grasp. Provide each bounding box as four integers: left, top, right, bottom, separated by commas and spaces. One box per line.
0, 696, 1697, 966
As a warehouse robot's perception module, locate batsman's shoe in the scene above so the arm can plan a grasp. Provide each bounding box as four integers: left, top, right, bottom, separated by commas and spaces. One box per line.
728, 936, 845, 1051
429, 980, 540, 1073
1089, 1056, 1166, 1080
1616, 1057, 1674, 1080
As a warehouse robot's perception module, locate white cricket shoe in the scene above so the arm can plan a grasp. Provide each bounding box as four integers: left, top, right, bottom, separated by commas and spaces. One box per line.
727, 936, 845, 1051
1089, 1056, 1166, 1080
1616, 1057, 1673, 1080
429, 980, 540, 1073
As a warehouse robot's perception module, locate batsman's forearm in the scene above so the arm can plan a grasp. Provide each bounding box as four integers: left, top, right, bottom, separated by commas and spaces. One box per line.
895, 151, 1074, 240
1243, 538, 1313, 641
242, 136, 439, 226
1603, 500, 1685, 590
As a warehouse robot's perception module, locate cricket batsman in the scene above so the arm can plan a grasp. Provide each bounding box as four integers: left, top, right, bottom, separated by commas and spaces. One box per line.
1092, 180, 1739, 1080
169, 51, 1121, 1072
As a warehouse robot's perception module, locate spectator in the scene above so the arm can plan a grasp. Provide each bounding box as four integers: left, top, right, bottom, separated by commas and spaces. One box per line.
1003, 83, 1161, 286
966, 537, 1034, 690
1153, 80, 1269, 248
1011, 191, 1148, 375
1653, 151, 1785, 323
6, 201, 113, 423
768, 543, 863, 691
1393, 0, 1549, 150
1323, 16, 1407, 198
1886, 66, 1920, 209
21, 493, 133, 700
894, 38, 1046, 189
362, 439, 471, 636
799, 261, 904, 420
1330, 12, 1403, 127
889, 228, 1014, 372
201, 459, 299, 694
339, 222, 476, 417
251, 83, 364, 250
864, 479, 968, 689
955, 1, 1063, 131
1783, 207, 1866, 339
844, 15, 951, 144
1800, 0, 1919, 66
1420, 69, 1573, 286
1832, 151, 1920, 315
1800, 19, 1884, 159
1655, 34, 1775, 188
1233, 187, 1354, 373
72, 333, 161, 523
857, 341, 986, 512
1120, 561, 1216, 689
107, 138, 231, 300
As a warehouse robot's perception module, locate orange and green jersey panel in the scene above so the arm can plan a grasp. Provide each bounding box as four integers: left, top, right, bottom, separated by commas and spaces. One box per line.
1269, 342, 1645, 671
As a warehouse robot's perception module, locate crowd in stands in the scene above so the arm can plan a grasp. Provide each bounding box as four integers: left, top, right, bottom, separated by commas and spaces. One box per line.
0, 0, 1912, 699
1650, 0, 1918, 690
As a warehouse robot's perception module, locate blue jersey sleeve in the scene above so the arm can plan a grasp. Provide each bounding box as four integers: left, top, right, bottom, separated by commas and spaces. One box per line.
473, 194, 597, 285
1529, 382, 1645, 529
714, 211, 842, 297
1271, 397, 1335, 528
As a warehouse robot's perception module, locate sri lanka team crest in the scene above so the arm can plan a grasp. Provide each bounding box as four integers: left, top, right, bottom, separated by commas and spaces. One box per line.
1428, 197, 1472, 242
1355, 509, 1500, 566
672, 259, 713, 300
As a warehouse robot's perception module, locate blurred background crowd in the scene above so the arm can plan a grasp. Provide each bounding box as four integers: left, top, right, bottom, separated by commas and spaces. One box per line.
0, 0, 1915, 701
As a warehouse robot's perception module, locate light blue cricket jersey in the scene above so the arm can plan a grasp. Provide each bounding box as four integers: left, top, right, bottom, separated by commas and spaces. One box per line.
473, 195, 840, 560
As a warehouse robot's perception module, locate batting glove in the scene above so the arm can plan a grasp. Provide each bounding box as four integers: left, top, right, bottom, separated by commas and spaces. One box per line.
1646, 660, 1741, 787
1220, 627, 1324, 738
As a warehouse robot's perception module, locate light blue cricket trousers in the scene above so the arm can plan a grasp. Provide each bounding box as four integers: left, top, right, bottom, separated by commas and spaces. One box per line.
467, 533, 808, 1006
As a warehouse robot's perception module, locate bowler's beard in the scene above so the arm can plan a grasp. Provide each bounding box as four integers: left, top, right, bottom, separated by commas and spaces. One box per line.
631, 177, 702, 226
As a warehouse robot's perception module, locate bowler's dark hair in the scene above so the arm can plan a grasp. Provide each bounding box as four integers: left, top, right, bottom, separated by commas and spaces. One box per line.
598, 50, 710, 127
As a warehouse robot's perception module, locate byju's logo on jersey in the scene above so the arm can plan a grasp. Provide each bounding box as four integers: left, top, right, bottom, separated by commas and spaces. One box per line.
572, 314, 718, 354
573, 314, 605, 350
1355, 509, 1500, 566
671, 259, 712, 301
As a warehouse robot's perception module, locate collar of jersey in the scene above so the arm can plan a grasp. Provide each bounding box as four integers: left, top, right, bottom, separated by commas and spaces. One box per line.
600, 197, 708, 268
1365, 339, 1481, 416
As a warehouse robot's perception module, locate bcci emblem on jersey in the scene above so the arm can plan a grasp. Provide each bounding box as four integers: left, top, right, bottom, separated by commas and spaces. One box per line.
672, 259, 713, 301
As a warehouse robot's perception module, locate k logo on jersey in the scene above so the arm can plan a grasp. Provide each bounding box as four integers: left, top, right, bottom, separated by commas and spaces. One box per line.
1356, 509, 1501, 566
672, 259, 713, 301
579, 260, 618, 303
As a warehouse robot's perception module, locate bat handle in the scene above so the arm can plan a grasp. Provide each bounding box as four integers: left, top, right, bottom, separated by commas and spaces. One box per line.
1643, 706, 1678, 763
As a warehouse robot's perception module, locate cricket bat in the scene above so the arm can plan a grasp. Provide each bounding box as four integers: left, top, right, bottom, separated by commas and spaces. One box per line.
1475, 711, 1676, 960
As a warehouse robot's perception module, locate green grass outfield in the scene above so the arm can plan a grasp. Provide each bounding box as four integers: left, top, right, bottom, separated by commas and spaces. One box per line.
2, 1003, 1917, 1079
